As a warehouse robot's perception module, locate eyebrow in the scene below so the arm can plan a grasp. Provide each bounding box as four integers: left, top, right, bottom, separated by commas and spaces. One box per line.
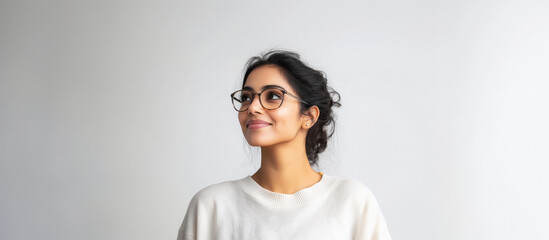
242, 85, 285, 92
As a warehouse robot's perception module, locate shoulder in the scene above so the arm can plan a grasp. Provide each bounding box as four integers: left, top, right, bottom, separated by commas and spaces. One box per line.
187, 177, 244, 206
326, 175, 382, 209
329, 176, 392, 239
329, 175, 376, 199
328, 175, 389, 225
179, 178, 244, 240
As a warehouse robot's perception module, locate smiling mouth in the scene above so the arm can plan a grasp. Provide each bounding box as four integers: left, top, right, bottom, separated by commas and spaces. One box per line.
247, 123, 272, 129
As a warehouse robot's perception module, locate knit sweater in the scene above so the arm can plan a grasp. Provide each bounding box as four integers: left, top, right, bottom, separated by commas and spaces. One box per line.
177, 173, 392, 240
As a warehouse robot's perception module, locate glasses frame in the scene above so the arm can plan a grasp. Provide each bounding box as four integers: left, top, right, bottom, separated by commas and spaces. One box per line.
230, 87, 309, 112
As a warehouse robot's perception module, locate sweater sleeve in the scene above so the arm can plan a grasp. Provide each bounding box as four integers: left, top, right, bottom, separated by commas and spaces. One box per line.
177, 190, 216, 240
177, 193, 198, 240
177, 186, 219, 240
353, 189, 392, 240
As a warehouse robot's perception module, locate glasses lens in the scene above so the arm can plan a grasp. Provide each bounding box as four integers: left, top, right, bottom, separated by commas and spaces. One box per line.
232, 90, 253, 111
260, 88, 284, 110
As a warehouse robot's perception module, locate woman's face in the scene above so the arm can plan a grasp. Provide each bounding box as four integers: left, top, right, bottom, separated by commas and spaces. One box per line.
238, 65, 306, 147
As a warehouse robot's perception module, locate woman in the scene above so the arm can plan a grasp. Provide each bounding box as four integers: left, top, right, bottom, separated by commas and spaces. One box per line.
177, 50, 392, 240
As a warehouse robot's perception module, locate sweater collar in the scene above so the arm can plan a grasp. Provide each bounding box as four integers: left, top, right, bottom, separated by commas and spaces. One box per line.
239, 173, 335, 208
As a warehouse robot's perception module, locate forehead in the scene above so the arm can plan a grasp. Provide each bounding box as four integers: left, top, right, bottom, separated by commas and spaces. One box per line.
243, 65, 294, 93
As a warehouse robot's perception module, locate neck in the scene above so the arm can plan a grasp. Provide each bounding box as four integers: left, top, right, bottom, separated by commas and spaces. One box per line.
251, 133, 321, 194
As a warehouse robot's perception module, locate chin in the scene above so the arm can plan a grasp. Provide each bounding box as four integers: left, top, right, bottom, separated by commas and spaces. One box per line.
246, 139, 270, 147
245, 137, 277, 147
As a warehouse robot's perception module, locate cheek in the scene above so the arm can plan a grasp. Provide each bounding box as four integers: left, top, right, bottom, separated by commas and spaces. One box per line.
271, 108, 300, 131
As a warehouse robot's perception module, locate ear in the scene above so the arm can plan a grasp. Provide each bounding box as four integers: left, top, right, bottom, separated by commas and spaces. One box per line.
302, 105, 320, 129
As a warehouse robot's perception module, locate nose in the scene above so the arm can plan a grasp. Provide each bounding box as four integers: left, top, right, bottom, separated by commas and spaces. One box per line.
247, 94, 263, 115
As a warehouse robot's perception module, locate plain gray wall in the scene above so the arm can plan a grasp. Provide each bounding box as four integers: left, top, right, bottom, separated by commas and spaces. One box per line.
1, 0, 548, 239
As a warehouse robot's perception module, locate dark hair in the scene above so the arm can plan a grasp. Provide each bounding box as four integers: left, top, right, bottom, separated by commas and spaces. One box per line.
241, 50, 341, 167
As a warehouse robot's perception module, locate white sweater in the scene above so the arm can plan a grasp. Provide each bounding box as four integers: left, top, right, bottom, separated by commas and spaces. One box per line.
177, 173, 392, 240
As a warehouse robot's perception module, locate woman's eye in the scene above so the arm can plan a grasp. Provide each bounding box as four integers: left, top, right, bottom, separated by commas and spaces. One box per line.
267, 92, 282, 100
241, 95, 252, 102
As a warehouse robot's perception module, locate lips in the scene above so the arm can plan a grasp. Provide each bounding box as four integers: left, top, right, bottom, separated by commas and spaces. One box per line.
247, 119, 272, 128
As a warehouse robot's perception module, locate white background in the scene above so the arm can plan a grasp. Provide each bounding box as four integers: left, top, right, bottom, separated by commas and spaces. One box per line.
1, 0, 548, 239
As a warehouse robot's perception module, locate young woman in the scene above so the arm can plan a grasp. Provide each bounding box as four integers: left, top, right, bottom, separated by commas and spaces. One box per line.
177, 50, 392, 240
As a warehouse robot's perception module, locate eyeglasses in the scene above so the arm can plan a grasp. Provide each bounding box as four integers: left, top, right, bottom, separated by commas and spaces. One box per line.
230, 87, 309, 112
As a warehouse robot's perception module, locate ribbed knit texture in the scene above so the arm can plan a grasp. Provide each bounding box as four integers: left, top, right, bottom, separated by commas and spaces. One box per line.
177, 173, 392, 240
240, 172, 331, 208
